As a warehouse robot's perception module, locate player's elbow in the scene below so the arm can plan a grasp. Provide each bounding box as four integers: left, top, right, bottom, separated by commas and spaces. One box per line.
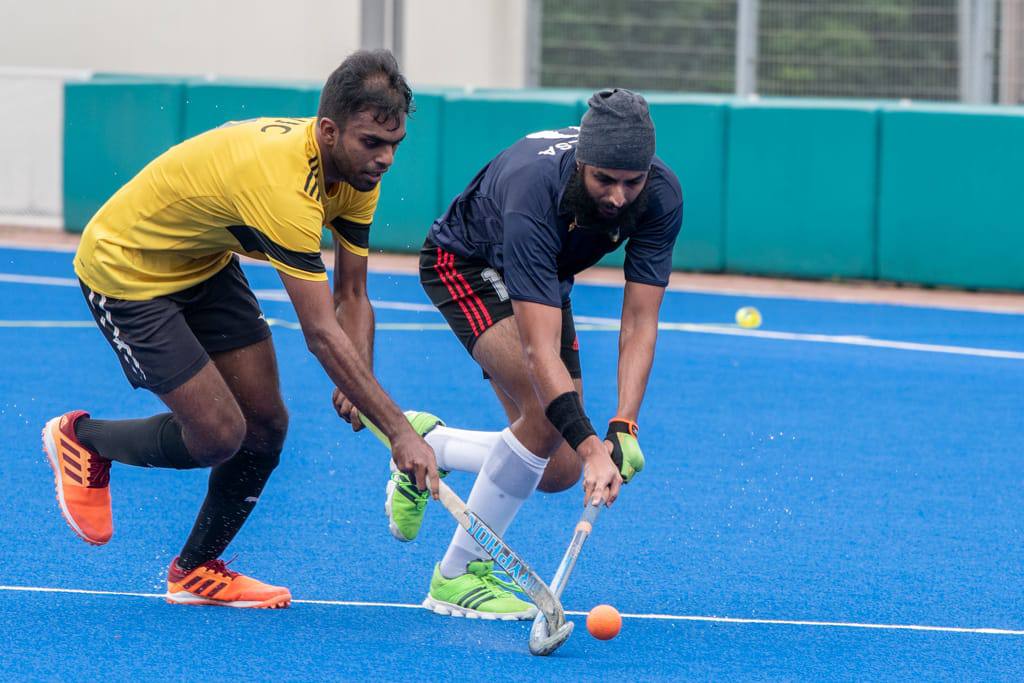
303, 325, 333, 359
333, 286, 369, 311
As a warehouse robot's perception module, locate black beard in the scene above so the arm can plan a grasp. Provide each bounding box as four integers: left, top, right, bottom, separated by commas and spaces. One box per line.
559, 168, 649, 237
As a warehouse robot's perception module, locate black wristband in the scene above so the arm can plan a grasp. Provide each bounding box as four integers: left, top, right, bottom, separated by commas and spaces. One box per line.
544, 391, 597, 450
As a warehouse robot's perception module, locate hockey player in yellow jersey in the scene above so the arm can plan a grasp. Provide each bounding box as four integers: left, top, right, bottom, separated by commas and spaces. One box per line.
74, 110, 384, 299
43, 50, 439, 608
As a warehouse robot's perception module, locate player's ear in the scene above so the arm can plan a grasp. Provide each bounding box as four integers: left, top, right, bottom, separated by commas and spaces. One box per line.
319, 117, 340, 145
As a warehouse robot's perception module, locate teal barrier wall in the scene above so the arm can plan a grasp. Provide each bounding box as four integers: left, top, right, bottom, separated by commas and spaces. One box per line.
597, 94, 729, 272
725, 100, 879, 279
184, 82, 443, 253
439, 91, 585, 207
653, 96, 729, 272
372, 91, 445, 252
64, 80, 186, 232
61, 78, 1024, 291
183, 81, 320, 138
878, 104, 1024, 290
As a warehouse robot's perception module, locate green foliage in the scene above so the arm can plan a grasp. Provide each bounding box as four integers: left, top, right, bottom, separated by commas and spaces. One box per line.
540, 0, 959, 100
541, 0, 737, 93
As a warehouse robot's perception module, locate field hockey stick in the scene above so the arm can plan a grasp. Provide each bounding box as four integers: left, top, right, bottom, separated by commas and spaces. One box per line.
528, 501, 601, 656
358, 413, 572, 652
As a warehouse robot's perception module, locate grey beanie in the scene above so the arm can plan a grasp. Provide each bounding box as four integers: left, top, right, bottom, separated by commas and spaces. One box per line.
576, 88, 655, 171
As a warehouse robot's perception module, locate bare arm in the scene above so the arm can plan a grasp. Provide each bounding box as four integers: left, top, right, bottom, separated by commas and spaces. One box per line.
511, 299, 577, 408
615, 281, 665, 422
332, 240, 374, 367
331, 240, 375, 429
280, 271, 438, 495
513, 299, 621, 505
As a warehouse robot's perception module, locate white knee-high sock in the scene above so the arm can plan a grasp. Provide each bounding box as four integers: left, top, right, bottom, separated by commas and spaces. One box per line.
425, 426, 501, 474
439, 428, 547, 578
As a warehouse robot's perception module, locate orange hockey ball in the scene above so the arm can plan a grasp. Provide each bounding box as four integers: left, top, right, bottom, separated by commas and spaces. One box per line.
586, 604, 621, 640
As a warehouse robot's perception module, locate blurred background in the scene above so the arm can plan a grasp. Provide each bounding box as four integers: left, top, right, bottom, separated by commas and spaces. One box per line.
3, 1, 1018, 99
1, 0, 1022, 291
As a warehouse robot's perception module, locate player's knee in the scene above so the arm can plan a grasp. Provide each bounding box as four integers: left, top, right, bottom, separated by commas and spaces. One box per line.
537, 451, 582, 493
537, 476, 577, 493
520, 406, 563, 451
245, 406, 289, 453
192, 420, 247, 467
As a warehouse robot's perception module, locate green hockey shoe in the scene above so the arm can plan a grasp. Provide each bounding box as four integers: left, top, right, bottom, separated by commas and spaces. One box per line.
384, 411, 446, 541
422, 561, 537, 620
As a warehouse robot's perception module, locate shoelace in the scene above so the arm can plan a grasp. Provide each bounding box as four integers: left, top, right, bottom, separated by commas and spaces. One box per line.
395, 472, 429, 509
474, 567, 520, 598
87, 456, 111, 488
201, 555, 240, 579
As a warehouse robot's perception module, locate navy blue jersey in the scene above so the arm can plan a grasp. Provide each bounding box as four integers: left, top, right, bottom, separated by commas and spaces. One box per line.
428, 126, 683, 307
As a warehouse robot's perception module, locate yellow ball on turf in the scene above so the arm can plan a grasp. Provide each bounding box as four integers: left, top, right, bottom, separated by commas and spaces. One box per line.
735, 306, 762, 329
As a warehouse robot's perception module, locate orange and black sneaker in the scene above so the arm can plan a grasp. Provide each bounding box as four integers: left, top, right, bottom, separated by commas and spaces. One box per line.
166, 557, 292, 609
42, 410, 113, 545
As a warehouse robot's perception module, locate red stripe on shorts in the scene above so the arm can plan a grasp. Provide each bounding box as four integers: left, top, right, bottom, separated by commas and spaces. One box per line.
434, 248, 482, 337
442, 251, 490, 334
450, 263, 494, 327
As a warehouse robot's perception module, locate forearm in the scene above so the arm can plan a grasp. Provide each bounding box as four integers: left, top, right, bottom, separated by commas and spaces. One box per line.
513, 298, 604, 457
615, 318, 657, 422
306, 326, 407, 439
526, 345, 605, 456
521, 336, 577, 403
334, 294, 375, 368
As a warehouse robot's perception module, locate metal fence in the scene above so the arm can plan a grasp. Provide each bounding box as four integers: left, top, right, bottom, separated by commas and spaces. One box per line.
538, 0, 1024, 104
757, 1, 959, 100
998, 0, 1024, 103
539, 0, 738, 94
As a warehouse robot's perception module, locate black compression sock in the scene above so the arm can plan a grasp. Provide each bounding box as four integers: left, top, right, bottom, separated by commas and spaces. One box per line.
74, 413, 200, 470
176, 447, 281, 571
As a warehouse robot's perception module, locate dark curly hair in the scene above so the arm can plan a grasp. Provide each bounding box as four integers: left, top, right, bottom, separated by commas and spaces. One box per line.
317, 49, 414, 130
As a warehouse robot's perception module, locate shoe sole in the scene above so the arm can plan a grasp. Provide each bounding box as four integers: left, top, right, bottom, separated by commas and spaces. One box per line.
41, 417, 106, 546
384, 477, 414, 542
385, 458, 421, 542
421, 595, 537, 621
165, 590, 291, 609
383, 413, 443, 542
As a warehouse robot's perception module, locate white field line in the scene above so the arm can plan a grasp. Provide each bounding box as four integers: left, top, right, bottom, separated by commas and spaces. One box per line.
4, 244, 1021, 316
0, 584, 1020, 636
0, 319, 455, 331
255, 288, 437, 313
264, 318, 450, 332
2, 273, 1022, 360
572, 315, 1024, 361
8, 314, 1023, 361
0, 273, 78, 286
0, 319, 608, 332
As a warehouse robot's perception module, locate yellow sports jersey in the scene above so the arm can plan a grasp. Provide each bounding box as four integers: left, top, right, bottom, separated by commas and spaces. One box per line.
74, 117, 378, 300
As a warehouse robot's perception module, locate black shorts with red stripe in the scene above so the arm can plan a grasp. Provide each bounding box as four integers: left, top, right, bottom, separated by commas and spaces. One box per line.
419, 237, 581, 379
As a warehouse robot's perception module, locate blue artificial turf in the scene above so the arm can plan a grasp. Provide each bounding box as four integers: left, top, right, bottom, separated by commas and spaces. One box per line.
1, 247, 1021, 681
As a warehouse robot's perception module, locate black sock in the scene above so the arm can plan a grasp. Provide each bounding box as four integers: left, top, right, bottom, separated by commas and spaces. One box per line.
74, 413, 199, 470
176, 447, 281, 571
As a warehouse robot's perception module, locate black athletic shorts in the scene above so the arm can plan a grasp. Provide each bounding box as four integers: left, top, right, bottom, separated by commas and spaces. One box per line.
419, 237, 581, 379
80, 256, 271, 395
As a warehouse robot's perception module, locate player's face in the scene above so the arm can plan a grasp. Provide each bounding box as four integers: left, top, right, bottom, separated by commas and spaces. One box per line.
327, 109, 406, 192
580, 165, 649, 221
